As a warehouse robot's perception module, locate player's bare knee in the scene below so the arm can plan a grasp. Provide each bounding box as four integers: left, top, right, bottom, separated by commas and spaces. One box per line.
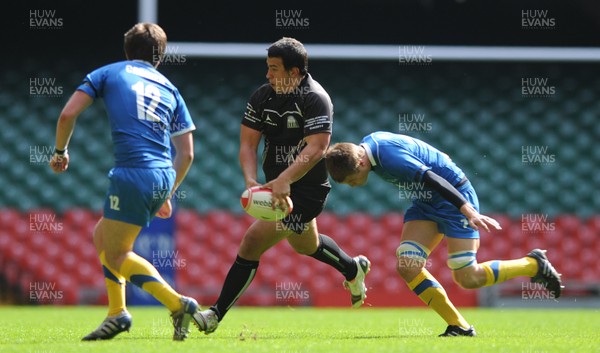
453, 272, 482, 289
288, 222, 318, 255
288, 237, 314, 255
238, 230, 267, 260
103, 250, 127, 270
447, 251, 480, 288
294, 246, 315, 256
290, 238, 318, 256
396, 258, 423, 281
396, 241, 430, 281
238, 240, 263, 260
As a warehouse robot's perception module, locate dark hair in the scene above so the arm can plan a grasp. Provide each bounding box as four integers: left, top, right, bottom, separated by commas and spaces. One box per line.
124, 23, 167, 67
267, 37, 308, 75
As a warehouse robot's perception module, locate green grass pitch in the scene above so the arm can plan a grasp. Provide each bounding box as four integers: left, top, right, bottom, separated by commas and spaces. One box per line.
0, 306, 598, 353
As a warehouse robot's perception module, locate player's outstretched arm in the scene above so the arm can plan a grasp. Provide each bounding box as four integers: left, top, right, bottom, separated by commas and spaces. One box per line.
170, 131, 194, 196
50, 90, 93, 173
422, 170, 501, 232
459, 203, 502, 232
156, 131, 194, 219
239, 125, 262, 189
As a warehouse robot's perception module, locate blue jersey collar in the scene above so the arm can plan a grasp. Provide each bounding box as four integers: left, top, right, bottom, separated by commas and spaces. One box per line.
360, 143, 377, 167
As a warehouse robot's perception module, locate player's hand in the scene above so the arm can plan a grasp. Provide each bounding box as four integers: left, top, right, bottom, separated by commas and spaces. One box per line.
264, 178, 292, 212
245, 178, 261, 189
49, 152, 69, 173
460, 203, 502, 232
156, 199, 172, 219
468, 214, 502, 232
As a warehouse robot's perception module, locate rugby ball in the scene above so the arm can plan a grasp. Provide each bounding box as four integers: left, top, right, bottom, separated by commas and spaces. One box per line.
240, 186, 293, 222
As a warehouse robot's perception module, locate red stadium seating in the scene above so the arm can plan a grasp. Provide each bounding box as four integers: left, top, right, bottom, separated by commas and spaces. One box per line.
0, 209, 595, 306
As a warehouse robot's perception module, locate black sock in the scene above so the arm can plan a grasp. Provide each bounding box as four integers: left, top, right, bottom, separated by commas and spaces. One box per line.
211, 255, 259, 321
310, 234, 357, 281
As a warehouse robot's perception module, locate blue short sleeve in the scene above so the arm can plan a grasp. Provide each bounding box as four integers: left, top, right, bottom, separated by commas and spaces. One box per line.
170, 91, 195, 137
77, 67, 108, 99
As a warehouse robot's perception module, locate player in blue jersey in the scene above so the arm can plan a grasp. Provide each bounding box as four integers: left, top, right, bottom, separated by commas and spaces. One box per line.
325, 132, 563, 336
49, 23, 198, 341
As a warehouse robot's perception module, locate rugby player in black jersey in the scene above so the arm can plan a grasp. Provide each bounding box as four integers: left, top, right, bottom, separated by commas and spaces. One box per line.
193, 38, 370, 334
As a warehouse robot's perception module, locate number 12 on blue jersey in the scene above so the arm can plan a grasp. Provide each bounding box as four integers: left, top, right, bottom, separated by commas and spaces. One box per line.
131, 81, 161, 122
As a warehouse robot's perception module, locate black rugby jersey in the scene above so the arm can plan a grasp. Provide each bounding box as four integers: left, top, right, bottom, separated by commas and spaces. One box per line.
242, 74, 333, 187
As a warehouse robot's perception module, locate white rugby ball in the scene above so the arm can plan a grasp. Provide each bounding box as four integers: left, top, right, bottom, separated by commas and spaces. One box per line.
240, 186, 293, 222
